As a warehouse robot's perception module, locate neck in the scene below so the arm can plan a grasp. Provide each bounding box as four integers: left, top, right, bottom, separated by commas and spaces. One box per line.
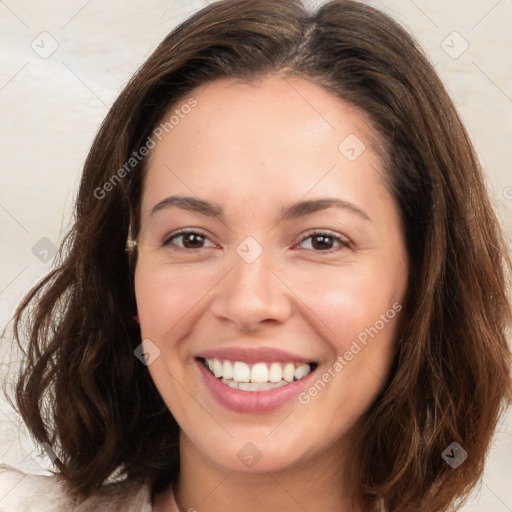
165, 432, 360, 512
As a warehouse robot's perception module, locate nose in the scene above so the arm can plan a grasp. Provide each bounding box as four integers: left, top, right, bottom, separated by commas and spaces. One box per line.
209, 247, 292, 332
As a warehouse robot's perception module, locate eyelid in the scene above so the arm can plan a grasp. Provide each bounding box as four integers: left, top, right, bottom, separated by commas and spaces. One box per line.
162, 228, 217, 248
162, 228, 351, 253
294, 229, 351, 252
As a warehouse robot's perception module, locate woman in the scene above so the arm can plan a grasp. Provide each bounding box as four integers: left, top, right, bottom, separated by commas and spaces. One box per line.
1, 0, 510, 510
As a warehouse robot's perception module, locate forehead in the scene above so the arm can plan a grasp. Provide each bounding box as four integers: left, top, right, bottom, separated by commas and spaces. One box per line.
168, 74, 381, 151
140, 74, 391, 222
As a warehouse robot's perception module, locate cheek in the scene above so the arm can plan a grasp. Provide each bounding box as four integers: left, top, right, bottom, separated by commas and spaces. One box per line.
134, 261, 211, 334
299, 281, 401, 431
289, 263, 404, 352
134, 263, 199, 414
296, 264, 404, 422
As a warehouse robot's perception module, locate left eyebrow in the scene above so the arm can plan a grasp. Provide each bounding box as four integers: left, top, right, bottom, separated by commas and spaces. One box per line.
150, 195, 371, 222
280, 198, 371, 222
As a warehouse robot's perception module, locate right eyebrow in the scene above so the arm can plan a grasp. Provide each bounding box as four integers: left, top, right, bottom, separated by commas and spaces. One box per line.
150, 195, 222, 217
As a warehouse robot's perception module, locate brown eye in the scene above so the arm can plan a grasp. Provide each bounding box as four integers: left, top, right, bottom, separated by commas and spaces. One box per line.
297, 231, 350, 252
163, 230, 216, 250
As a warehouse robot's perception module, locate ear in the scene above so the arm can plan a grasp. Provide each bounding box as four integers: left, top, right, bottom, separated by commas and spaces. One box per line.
133, 314, 140, 323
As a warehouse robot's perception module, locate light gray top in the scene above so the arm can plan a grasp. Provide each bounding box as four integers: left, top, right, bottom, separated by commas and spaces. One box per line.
0, 463, 167, 511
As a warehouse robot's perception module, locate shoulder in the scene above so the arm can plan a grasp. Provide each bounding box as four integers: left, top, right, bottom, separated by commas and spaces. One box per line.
0, 463, 153, 512
0, 463, 74, 511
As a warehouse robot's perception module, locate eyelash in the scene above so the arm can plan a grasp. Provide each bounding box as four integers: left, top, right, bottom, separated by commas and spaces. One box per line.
162, 229, 351, 254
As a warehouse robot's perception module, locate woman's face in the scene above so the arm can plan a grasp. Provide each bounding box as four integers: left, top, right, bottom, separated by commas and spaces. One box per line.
134, 75, 408, 474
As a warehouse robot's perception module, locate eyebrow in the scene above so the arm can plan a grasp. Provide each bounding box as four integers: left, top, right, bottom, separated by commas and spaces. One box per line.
150, 195, 371, 222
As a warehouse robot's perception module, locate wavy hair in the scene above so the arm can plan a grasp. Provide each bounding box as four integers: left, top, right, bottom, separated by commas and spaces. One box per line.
5, 0, 511, 510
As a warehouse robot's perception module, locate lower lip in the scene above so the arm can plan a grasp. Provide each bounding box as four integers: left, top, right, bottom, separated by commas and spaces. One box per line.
196, 359, 316, 413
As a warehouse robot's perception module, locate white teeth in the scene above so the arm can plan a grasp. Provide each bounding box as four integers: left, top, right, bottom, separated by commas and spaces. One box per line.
232, 361, 251, 383
250, 363, 269, 383
212, 359, 223, 378
222, 360, 233, 380
294, 363, 309, 380
203, 357, 313, 388
282, 363, 295, 383
268, 362, 282, 383
221, 378, 289, 391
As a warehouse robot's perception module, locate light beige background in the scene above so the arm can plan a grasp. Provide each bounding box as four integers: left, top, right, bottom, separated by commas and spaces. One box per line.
1, 0, 511, 510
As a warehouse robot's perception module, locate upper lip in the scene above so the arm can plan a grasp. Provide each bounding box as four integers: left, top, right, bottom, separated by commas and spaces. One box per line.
197, 346, 315, 364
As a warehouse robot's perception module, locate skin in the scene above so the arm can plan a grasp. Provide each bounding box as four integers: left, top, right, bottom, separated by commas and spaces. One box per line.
134, 74, 409, 512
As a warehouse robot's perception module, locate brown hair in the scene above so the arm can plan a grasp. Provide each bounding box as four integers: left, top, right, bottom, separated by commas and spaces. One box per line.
5, 0, 511, 510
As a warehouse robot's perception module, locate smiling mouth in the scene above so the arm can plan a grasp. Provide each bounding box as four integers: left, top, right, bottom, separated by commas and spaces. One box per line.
199, 357, 318, 392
